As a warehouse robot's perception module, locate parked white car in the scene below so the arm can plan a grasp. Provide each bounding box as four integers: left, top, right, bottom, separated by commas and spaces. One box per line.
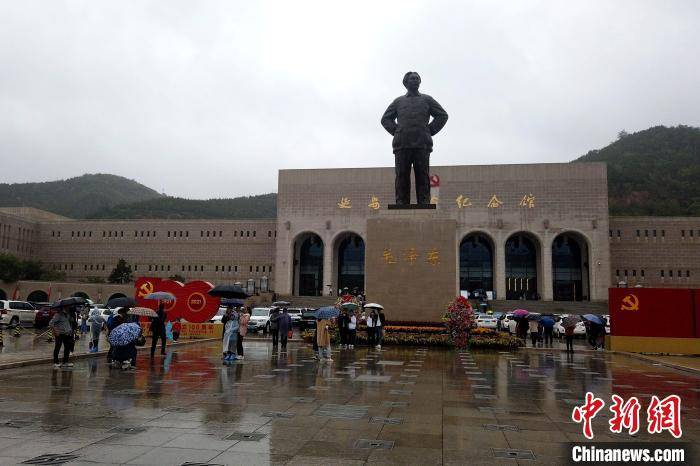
288, 308, 303, 325
500, 313, 514, 332
0, 300, 37, 327
209, 306, 227, 324
249, 307, 272, 333
475, 313, 498, 329
553, 315, 586, 338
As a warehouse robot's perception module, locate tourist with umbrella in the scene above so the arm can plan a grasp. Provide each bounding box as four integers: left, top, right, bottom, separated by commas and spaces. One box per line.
87, 308, 107, 353
149, 303, 168, 358
277, 307, 293, 353
237, 307, 250, 359
49, 305, 75, 369
562, 315, 579, 353
540, 315, 555, 347
108, 322, 142, 370
582, 314, 605, 350
527, 313, 541, 347
222, 307, 239, 362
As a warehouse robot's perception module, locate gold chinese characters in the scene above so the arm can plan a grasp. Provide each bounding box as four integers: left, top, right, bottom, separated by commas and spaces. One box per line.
519, 193, 535, 208
335, 194, 536, 209
455, 194, 472, 208
337, 197, 352, 209
382, 248, 440, 266
487, 195, 503, 208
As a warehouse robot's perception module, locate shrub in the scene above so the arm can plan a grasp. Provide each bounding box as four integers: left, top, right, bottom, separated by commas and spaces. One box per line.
443, 296, 476, 349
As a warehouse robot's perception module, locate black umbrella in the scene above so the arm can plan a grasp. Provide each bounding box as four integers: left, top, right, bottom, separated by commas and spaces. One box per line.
50, 297, 88, 309
107, 296, 136, 308
208, 284, 249, 299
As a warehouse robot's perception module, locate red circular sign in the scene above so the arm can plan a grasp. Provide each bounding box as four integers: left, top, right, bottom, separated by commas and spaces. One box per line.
187, 292, 206, 313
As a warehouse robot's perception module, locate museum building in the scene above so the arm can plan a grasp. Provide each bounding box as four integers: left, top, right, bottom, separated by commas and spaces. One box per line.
1, 162, 699, 312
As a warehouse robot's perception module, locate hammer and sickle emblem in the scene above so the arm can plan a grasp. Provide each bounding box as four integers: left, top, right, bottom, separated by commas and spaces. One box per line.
620, 294, 639, 311
137, 281, 154, 298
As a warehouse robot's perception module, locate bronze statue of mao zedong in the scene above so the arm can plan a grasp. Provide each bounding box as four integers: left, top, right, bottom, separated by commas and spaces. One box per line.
381, 72, 448, 206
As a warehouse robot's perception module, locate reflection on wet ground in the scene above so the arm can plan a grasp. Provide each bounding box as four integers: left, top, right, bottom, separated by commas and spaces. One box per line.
0, 341, 698, 465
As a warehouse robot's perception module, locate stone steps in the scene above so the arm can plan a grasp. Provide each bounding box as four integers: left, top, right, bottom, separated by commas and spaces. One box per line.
274, 295, 338, 309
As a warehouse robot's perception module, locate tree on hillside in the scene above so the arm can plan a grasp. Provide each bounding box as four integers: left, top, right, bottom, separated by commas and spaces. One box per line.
108, 259, 133, 284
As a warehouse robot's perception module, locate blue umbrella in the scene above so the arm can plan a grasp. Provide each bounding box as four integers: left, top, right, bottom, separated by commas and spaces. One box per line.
582, 314, 604, 325
540, 316, 555, 328
108, 323, 141, 346
315, 306, 339, 319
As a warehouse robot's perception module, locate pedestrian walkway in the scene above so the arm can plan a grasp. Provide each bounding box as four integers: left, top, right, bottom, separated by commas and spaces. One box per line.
0, 340, 697, 465
0, 328, 110, 365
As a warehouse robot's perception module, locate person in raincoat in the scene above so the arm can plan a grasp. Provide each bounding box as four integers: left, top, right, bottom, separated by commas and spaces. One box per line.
316, 318, 332, 362
222, 307, 239, 362
87, 308, 106, 353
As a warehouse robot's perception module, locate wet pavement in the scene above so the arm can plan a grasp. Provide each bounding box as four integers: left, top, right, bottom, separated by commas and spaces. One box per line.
0, 341, 698, 465
0, 327, 111, 365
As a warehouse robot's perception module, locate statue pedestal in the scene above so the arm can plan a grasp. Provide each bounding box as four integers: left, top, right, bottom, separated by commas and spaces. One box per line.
387, 204, 436, 210
365, 210, 456, 322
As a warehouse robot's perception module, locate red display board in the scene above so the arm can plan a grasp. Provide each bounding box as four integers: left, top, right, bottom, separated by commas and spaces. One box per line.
609, 288, 696, 338
134, 277, 220, 323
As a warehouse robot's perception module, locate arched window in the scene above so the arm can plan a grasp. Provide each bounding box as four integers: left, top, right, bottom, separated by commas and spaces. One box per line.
505, 233, 539, 300
295, 233, 324, 296
552, 233, 589, 301
337, 234, 365, 293
459, 234, 493, 293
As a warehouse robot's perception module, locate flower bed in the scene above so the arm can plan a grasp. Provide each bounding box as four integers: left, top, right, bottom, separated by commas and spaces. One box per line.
469, 328, 524, 350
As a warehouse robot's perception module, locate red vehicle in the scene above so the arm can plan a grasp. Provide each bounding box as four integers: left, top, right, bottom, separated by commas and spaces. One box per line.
34, 304, 57, 328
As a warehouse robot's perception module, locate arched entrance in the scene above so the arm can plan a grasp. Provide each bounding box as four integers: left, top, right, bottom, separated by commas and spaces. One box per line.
71, 291, 90, 300
505, 232, 540, 300
0, 289, 6, 300
293, 233, 324, 296
27, 290, 49, 303
336, 233, 365, 294
459, 233, 494, 294
552, 232, 590, 301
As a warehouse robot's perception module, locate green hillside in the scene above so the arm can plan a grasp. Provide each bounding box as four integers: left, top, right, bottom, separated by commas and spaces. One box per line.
574, 125, 700, 216
87, 193, 277, 219
0, 174, 163, 219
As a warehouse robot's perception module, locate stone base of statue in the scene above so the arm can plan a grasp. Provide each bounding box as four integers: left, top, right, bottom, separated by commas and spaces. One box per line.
365, 209, 456, 321
387, 203, 436, 210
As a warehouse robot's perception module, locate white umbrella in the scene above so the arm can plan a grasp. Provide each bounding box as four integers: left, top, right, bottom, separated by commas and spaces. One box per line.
363, 303, 384, 310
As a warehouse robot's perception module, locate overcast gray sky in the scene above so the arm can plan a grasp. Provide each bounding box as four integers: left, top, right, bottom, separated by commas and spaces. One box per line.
1, 1, 699, 198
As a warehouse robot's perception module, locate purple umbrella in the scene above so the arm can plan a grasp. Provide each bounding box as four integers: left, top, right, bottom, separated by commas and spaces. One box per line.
512, 309, 529, 318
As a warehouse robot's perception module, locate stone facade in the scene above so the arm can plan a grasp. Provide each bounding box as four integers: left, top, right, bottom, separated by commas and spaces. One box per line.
0, 210, 42, 260
3, 163, 699, 313
275, 162, 611, 303
609, 216, 700, 288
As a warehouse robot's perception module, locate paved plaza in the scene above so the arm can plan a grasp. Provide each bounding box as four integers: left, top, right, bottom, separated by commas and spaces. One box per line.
0, 341, 697, 465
